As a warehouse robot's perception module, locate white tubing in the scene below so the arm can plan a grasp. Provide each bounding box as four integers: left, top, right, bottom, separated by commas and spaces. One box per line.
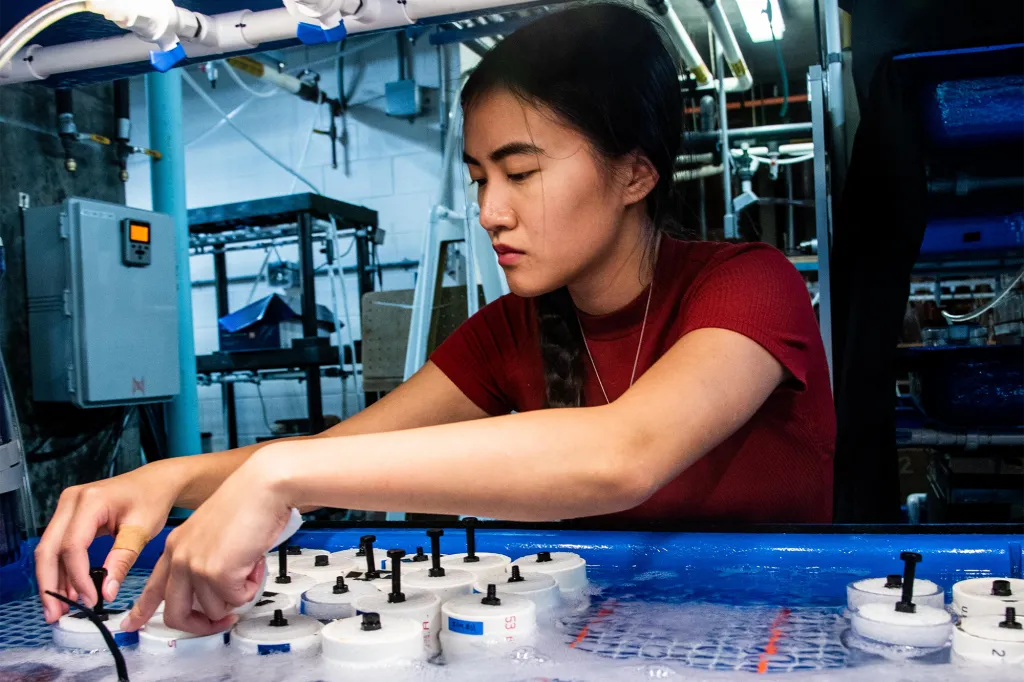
0, 0, 87, 74
660, 3, 711, 86
703, 0, 753, 91
223, 60, 277, 98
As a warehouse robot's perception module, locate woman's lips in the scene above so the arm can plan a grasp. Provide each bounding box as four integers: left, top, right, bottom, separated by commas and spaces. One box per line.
493, 244, 524, 266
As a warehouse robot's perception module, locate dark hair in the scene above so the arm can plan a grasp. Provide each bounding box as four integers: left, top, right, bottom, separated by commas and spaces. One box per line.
461, 3, 683, 408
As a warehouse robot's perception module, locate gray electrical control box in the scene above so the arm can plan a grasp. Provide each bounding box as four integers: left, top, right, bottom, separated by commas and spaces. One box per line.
24, 198, 180, 408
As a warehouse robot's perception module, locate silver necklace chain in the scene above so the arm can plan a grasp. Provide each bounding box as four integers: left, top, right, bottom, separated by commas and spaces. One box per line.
577, 279, 655, 405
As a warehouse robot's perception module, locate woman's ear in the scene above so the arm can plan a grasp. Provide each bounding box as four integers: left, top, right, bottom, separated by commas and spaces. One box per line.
621, 151, 660, 207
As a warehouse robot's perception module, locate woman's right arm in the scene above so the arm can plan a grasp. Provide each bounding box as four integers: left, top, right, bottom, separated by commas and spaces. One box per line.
36, 362, 487, 622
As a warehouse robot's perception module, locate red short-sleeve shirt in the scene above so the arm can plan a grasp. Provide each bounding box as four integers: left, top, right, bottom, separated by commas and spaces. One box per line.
430, 237, 835, 523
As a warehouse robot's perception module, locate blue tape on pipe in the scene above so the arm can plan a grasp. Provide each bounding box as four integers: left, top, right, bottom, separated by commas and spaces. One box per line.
257, 643, 291, 655
447, 617, 484, 635
296, 21, 347, 45
149, 44, 186, 73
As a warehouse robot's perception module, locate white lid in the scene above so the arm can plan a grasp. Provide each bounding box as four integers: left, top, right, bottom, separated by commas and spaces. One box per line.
354, 587, 440, 618
953, 578, 1024, 618
475, 571, 558, 596
141, 619, 217, 641
57, 610, 130, 634
404, 568, 476, 591
442, 592, 537, 637
139, 617, 230, 654
249, 591, 297, 618
385, 551, 434, 572
321, 614, 424, 666
265, 572, 317, 597
511, 552, 588, 590
850, 576, 941, 597
288, 553, 357, 574
265, 546, 328, 560
302, 578, 379, 606
857, 602, 952, 627
233, 612, 322, 642
961, 614, 1024, 643
291, 564, 359, 585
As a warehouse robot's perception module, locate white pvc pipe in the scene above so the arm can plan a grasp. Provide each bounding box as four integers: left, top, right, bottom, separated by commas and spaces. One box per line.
0, 0, 563, 85
661, 2, 711, 86
702, 0, 753, 91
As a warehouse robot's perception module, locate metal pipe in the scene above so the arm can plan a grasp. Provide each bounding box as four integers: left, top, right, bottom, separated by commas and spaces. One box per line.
674, 165, 724, 182
698, 178, 708, 240
786, 165, 795, 251
897, 429, 1024, 448
821, 0, 848, 198
808, 65, 833, 385
683, 122, 814, 150
147, 70, 201, 459
716, 47, 736, 239
297, 212, 326, 435
212, 248, 238, 451
701, 0, 753, 91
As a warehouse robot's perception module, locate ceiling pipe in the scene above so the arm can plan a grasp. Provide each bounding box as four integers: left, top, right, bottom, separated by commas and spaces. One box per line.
0, 0, 561, 85
646, 0, 711, 87
699, 0, 753, 92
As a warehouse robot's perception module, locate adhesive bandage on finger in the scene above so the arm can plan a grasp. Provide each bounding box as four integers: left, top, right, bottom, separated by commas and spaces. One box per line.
111, 525, 151, 556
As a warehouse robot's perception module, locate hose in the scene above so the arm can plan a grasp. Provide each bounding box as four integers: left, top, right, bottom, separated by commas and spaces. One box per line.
182, 70, 321, 194
941, 266, 1024, 323
221, 59, 277, 98
0, 0, 88, 73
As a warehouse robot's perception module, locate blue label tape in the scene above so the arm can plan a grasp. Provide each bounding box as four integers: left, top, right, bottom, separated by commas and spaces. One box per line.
113, 631, 139, 647
447, 616, 484, 636
258, 643, 292, 655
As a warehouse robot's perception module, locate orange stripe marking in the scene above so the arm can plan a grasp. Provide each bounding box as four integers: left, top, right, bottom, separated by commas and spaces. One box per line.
570, 599, 617, 648
757, 607, 791, 674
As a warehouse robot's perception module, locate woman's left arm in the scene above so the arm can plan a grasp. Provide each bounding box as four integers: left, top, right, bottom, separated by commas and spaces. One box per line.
124, 327, 783, 634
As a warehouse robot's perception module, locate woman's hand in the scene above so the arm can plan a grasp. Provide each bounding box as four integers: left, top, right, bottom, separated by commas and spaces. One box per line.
35, 460, 187, 624
121, 454, 292, 635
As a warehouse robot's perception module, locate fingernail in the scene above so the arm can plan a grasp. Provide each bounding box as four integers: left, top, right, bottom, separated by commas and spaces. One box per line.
105, 580, 119, 601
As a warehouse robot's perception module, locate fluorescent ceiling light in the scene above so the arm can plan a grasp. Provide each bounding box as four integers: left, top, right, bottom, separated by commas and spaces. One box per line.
735, 0, 785, 43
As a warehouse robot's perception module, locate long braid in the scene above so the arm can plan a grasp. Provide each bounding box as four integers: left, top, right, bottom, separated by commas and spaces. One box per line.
536, 288, 586, 408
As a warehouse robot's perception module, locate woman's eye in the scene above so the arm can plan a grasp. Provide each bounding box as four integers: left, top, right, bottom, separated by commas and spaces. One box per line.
470, 177, 487, 187
508, 170, 536, 183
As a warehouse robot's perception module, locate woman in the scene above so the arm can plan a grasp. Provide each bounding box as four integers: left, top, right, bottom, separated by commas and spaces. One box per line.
36, 3, 834, 636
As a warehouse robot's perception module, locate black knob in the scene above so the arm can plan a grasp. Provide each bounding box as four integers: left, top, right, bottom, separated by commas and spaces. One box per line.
287, 545, 302, 556
884, 574, 902, 589
89, 567, 108, 620
536, 551, 552, 563
999, 607, 1022, 630
463, 517, 480, 563
481, 584, 501, 606
314, 555, 329, 567
387, 549, 406, 603
361, 536, 380, 579
269, 609, 288, 627
361, 612, 382, 632
427, 529, 446, 578
993, 580, 1013, 597
894, 552, 922, 614
332, 576, 349, 595
508, 566, 525, 583
411, 547, 428, 562
277, 544, 289, 581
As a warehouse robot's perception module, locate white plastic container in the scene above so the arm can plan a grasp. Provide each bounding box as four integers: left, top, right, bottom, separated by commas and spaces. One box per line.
289, 553, 357, 581
139, 618, 230, 655
300, 577, 379, 621
846, 575, 944, 614
321, 612, 426, 669
232, 610, 322, 656
353, 588, 442, 655
952, 578, 1024, 619
52, 611, 138, 651
265, 572, 318, 599
249, 591, 297, 618
384, 547, 432, 573
440, 586, 537, 662
511, 552, 588, 592
850, 602, 953, 649
441, 553, 511, 582
952, 608, 1024, 665
265, 546, 328, 563
403, 567, 476, 604
474, 567, 561, 612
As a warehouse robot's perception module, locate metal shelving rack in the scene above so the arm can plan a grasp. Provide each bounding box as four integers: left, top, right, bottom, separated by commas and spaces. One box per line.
189, 193, 379, 449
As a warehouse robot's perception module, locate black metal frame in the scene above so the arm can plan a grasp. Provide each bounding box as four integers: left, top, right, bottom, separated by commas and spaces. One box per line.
189, 194, 378, 449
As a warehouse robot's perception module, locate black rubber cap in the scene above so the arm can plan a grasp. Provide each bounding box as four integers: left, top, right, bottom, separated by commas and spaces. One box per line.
269, 609, 288, 627
993, 580, 1013, 597
89, 567, 108, 620
427, 529, 446, 577
463, 517, 480, 562
895, 601, 917, 614
275, 574, 292, 585
884, 574, 902, 589
332, 577, 349, 595
999, 607, 1021, 630
412, 546, 428, 562
287, 545, 302, 556
481, 584, 501, 606
315, 555, 329, 567
361, 612, 382, 631
536, 551, 552, 563
508, 566, 525, 583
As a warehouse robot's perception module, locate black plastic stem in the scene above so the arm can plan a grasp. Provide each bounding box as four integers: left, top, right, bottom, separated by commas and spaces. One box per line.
46, 591, 129, 682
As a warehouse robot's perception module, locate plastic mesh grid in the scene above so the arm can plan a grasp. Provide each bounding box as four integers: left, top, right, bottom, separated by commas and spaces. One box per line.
0, 569, 149, 650
558, 600, 850, 673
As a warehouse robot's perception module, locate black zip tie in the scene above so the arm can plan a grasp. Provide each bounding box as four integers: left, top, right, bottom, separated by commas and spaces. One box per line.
46, 591, 129, 682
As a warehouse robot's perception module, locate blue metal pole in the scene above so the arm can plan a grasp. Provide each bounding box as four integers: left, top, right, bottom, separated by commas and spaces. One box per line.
147, 70, 200, 458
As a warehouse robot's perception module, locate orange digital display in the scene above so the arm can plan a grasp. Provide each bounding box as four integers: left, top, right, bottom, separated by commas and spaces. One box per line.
129, 222, 150, 244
